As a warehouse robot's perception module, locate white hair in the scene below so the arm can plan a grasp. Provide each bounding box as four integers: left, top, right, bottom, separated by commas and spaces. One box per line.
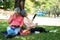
14, 7, 21, 13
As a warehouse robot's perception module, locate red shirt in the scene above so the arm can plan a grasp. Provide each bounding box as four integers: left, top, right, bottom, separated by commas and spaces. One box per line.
8, 14, 24, 27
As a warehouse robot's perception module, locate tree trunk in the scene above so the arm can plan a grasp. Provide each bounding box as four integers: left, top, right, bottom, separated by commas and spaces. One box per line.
15, 0, 25, 9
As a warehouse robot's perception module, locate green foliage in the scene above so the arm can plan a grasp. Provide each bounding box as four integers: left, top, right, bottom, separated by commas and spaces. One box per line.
0, 0, 14, 10
25, 0, 60, 14
4, 0, 14, 10
25, 0, 34, 13
0, 0, 60, 14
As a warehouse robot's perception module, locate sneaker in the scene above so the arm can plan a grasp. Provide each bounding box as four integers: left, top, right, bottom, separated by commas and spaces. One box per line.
49, 30, 57, 32
35, 31, 40, 34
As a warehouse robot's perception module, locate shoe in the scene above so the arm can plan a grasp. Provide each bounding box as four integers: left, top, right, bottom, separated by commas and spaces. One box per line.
5, 35, 15, 38
49, 30, 57, 32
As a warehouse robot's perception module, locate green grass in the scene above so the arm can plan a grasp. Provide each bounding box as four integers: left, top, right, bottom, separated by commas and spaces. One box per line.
0, 20, 60, 40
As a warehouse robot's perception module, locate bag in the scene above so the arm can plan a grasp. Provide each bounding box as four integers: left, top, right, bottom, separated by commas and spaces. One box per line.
20, 30, 30, 35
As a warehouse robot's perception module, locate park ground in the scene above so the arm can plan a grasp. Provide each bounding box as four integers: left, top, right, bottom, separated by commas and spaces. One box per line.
0, 20, 60, 40
0, 9, 60, 40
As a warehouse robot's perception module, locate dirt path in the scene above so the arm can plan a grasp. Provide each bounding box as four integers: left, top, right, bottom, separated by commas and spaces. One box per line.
0, 9, 60, 26
28, 15, 60, 26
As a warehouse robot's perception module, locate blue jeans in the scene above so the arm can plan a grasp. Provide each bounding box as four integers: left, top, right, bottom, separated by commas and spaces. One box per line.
7, 26, 20, 35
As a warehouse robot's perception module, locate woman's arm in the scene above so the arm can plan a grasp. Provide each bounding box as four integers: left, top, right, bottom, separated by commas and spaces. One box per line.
8, 15, 14, 24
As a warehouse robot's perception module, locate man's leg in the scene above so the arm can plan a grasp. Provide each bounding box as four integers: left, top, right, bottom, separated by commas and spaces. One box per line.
30, 27, 49, 33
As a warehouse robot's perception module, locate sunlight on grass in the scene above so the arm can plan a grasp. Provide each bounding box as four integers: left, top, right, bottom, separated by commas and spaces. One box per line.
0, 20, 60, 40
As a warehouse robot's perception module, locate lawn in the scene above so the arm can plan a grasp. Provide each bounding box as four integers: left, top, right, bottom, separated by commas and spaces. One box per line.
0, 20, 60, 40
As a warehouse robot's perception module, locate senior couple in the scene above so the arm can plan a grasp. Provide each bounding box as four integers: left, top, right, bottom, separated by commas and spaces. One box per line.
6, 7, 48, 38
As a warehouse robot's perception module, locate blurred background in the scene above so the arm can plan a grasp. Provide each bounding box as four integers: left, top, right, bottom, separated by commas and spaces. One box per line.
0, 0, 60, 18
0, 0, 60, 40
0, 0, 60, 26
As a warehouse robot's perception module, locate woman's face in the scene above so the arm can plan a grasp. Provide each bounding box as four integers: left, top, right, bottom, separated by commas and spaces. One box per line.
15, 13, 20, 16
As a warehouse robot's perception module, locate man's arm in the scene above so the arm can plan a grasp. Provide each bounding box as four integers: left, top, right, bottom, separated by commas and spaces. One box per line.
19, 18, 24, 28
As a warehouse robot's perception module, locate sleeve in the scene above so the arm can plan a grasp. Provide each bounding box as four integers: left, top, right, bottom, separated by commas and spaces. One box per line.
20, 18, 24, 27
8, 14, 14, 24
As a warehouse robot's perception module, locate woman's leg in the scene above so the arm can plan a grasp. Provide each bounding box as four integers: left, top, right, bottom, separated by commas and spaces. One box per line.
6, 26, 17, 38
14, 28, 20, 35
7, 26, 14, 35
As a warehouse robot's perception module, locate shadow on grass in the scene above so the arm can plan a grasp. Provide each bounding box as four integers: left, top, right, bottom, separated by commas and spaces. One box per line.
0, 20, 60, 40
0, 32, 60, 40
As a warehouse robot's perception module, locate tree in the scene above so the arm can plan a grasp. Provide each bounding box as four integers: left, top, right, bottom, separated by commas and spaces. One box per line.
15, 0, 25, 9
0, 0, 14, 10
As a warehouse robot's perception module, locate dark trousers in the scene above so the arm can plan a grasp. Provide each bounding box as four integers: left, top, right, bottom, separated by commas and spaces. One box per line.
30, 27, 49, 33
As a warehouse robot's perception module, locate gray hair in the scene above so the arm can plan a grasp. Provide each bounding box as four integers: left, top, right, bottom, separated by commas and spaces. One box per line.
14, 7, 21, 13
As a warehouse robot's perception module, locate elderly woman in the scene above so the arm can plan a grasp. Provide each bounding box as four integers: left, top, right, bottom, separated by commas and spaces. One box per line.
6, 7, 25, 37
